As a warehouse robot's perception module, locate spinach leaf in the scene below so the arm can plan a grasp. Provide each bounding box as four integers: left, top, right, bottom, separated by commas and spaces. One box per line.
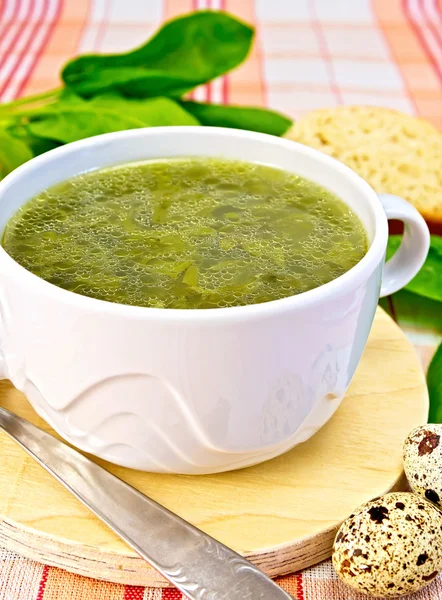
23, 135, 60, 156
387, 235, 442, 303
90, 94, 199, 126
0, 11, 292, 150
428, 342, 442, 423
181, 101, 292, 136
380, 290, 442, 332
27, 96, 199, 144
7, 122, 61, 155
62, 11, 253, 98
0, 129, 33, 180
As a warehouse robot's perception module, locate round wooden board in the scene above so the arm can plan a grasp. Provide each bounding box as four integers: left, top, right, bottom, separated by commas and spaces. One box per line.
0, 308, 428, 587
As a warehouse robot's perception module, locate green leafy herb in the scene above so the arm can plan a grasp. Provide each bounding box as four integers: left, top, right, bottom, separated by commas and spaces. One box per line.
379, 290, 442, 332
25, 96, 199, 144
91, 94, 199, 126
182, 264, 199, 287
169, 261, 193, 279
0, 10, 292, 178
62, 11, 254, 98
0, 88, 61, 120
181, 101, 292, 136
387, 235, 442, 303
152, 198, 173, 224
6, 120, 60, 156
428, 342, 442, 423
0, 129, 33, 180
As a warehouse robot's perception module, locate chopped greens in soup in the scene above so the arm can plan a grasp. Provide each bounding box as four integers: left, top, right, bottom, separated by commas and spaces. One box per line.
2, 158, 367, 309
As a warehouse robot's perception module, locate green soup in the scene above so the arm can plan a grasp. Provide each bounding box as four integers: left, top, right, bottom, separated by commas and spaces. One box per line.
2, 158, 367, 309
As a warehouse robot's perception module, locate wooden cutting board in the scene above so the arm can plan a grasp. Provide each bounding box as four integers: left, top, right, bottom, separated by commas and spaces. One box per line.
0, 308, 428, 587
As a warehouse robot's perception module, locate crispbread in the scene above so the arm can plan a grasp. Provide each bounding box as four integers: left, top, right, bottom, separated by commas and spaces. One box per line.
285, 106, 442, 228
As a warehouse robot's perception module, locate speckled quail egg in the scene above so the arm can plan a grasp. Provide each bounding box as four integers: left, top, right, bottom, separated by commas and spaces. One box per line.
404, 424, 442, 509
332, 492, 442, 597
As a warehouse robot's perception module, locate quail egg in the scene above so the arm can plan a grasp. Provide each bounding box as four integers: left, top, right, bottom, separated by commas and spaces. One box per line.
404, 424, 442, 509
332, 492, 442, 597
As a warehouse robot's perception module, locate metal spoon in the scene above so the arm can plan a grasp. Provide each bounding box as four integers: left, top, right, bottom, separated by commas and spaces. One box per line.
0, 407, 294, 599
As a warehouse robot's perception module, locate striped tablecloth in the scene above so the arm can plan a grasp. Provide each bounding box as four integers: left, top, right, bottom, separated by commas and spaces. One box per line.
1, 1, 442, 598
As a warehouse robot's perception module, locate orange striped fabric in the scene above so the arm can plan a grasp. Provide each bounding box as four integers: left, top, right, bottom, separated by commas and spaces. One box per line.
0, 1, 441, 598
1, 546, 442, 599
2, 0, 442, 127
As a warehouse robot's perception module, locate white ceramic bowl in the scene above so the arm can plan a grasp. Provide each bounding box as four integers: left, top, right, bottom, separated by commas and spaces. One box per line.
0, 127, 429, 474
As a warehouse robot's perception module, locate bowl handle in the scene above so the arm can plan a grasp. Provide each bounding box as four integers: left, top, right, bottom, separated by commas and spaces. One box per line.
378, 193, 430, 298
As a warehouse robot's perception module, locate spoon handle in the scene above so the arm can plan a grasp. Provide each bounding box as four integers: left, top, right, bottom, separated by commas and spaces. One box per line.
0, 407, 294, 599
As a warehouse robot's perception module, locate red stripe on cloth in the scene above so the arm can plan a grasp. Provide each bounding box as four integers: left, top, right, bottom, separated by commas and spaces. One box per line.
387, 296, 398, 323
0, 0, 27, 66
93, 0, 111, 51
123, 585, 145, 600
36, 565, 49, 600
0, 0, 40, 97
199, 0, 209, 103
74, 0, 92, 53
253, 0, 267, 108
308, 0, 343, 105
425, 0, 442, 54
0, 0, 15, 43
162, 588, 183, 599
186, 0, 199, 101
15, 0, 63, 98
220, 0, 228, 103
403, 0, 442, 84
370, 0, 419, 114
295, 573, 305, 600
205, 0, 214, 103
221, 74, 228, 104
